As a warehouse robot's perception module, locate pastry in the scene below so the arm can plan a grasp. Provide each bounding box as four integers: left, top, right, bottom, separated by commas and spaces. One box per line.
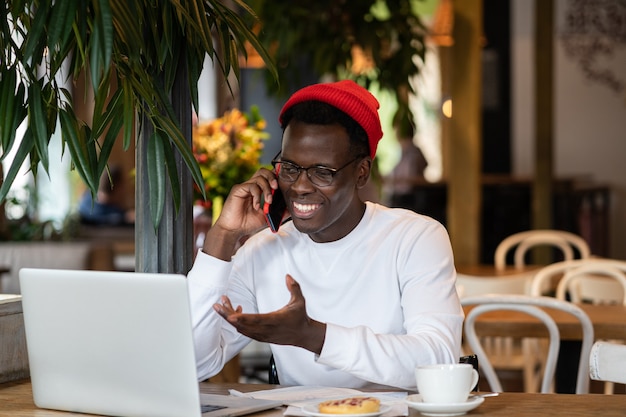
317, 397, 381, 414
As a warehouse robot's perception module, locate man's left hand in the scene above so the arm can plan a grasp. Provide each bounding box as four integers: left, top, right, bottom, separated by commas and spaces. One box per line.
213, 274, 326, 354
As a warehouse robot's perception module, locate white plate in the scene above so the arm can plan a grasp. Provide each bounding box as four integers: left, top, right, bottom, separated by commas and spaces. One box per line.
405, 394, 484, 416
301, 402, 392, 417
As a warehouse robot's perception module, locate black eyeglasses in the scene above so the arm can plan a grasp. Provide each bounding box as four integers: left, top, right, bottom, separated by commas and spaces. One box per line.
271, 153, 364, 187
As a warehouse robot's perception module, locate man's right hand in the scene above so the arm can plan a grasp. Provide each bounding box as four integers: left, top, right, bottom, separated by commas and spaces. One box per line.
201, 167, 279, 260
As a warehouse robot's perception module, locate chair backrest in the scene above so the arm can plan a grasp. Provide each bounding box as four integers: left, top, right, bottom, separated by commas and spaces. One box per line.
589, 341, 626, 385
530, 259, 626, 302
456, 271, 536, 392
456, 273, 531, 298
556, 263, 626, 305
461, 294, 594, 394
494, 230, 591, 271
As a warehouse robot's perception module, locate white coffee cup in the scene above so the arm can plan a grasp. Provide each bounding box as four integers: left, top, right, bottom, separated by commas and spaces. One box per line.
415, 363, 479, 404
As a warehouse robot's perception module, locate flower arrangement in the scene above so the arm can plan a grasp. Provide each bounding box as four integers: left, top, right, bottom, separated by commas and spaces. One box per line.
192, 106, 269, 209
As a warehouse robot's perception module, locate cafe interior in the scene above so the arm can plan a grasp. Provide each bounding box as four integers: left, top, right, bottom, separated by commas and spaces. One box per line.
1, 0, 626, 416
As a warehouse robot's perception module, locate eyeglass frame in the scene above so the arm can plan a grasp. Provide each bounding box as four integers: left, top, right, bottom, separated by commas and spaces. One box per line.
270, 152, 366, 187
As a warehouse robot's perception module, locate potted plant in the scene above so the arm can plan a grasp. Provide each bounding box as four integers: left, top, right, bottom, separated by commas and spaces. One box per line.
0, 0, 275, 223
0, 0, 276, 272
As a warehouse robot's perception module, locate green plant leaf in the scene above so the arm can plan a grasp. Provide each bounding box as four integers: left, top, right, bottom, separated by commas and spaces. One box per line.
156, 112, 205, 196
98, 0, 114, 68
22, 1, 51, 65
162, 133, 181, 215
69, 2, 89, 80
92, 72, 121, 139
95, 100, 125, 179
0, 129, 34, 202
109, 1, 142, 54
146, 130, 166, 231
4, 85, 28, 158
220, 1, 278, 81
28, 83, 49, 172
151, 105, 205, 204
90, 0, 114, 90
162, 41, 181, 93
187, 54, 201, 116
0, 67, 17, 153
59, 109, 99, 193
47, 0, 75, 54
121, 77, 135, 151
171, 0, 213, 55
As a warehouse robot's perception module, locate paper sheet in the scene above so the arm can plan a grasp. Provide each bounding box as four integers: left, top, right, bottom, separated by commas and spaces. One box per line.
228, 386, 408, 417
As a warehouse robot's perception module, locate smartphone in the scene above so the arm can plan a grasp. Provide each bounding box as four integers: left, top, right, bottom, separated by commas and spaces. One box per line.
263, 187, 287, 233
263, 165, 287, 233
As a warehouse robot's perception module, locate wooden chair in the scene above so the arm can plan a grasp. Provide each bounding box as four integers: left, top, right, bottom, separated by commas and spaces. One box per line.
589, 341, 626, 385
462, 294, 594, 394
494, 230, 591, 271
555, 262, 626, 305
530, 258, 626, 300
531, 259, 626, 393
456, 271, 539, 393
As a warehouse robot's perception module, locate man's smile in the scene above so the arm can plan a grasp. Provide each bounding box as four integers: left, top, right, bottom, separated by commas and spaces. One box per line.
292, 201, 322, 217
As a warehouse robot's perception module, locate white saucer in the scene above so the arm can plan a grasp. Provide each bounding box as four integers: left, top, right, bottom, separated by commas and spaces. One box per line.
301, 403, 392, 417
405, 394, 484, 416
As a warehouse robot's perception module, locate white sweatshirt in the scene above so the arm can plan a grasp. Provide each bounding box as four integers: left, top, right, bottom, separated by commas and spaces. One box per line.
187, 202, 463, 390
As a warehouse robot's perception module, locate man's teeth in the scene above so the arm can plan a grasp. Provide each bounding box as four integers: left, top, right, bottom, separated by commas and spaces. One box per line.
294, 202, 318, 212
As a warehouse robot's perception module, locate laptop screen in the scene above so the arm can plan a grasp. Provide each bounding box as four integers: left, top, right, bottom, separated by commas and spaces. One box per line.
20, 268, 203, 417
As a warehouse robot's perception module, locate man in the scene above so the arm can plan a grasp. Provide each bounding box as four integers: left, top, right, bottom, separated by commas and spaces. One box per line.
187, 80, 463, 390
387, 113, 428, 210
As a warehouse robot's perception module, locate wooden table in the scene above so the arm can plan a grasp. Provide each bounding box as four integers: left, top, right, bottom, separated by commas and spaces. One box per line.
0, 296, 28, 384
457, 264, 542, 277
462, 303, 626, 341
0, 380, 624, 416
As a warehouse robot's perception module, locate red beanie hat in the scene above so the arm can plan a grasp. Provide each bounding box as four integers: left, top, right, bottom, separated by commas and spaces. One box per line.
279, 80, 384, 158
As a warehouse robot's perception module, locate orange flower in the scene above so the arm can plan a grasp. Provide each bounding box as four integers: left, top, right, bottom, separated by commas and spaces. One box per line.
192, 106, 269, 207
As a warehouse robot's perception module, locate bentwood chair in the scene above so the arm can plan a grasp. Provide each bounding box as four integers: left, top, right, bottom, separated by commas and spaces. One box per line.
589, 341, 626, 385
462, 294, 594, 394
554, 262, 626, 305
456, 272, 538, 392
494, 230, 591, 272
531, 259, 626, 393
531, 258, 626, 302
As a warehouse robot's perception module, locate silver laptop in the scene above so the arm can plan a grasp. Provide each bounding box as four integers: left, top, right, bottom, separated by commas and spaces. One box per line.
19, 268, 281, 417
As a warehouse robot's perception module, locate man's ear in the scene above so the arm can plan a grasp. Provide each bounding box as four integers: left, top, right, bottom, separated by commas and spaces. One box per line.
356, 157, 372, 189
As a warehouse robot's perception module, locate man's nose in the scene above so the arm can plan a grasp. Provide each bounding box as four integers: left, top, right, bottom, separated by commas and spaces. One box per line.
291, 169, 317, 192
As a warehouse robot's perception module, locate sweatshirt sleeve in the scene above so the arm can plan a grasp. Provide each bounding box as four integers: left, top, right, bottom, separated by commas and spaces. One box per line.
187, 249, 249, 381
